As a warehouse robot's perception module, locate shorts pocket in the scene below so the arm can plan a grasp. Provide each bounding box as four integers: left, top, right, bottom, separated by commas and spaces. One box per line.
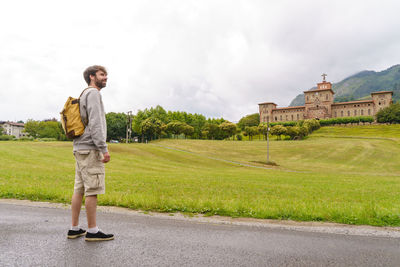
77, 150, 91, 155
86, 168, 104, 190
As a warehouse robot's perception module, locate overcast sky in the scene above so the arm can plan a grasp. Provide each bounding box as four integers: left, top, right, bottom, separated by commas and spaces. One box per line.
1, 0, 400, 122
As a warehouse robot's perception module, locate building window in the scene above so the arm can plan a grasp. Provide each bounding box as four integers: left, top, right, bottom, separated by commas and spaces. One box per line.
361, 110, 364, 115
275, 117, 277, 121
291, 115, 293, 120
285, 115, 288, 120
326, 94, 328, 100
280, 115, 282, 120
297, 114, 299, 120
341, 111, 343, 117
368, 109, 371, 115
354, 110, 357, 115
348, 111, 350, 116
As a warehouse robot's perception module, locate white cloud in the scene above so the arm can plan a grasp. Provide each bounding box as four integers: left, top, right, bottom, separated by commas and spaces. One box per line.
1, 0, 400, 122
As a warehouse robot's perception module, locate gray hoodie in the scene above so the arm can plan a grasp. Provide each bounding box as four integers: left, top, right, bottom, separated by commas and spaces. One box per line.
73, 87, 108, 153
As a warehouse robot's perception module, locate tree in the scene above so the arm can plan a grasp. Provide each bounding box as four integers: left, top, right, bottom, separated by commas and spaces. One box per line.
201, 130, 209, 139
203, 123, 220, 140
182, 124, 194, 139
258, 123, 269, 140
38, 121, 62, 139
132, 110, 147, 137
166, 121, 186, 138
237, 113, 260, 131
243, 126, 258, 141
270, 125, 287, 140
141, 117, 163, 141
219, 122, 237, 140
106, 112, 127, 141
24, 120, 41, 138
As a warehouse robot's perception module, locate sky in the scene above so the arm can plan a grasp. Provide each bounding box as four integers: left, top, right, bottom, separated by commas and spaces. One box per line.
1, 0, 400, 122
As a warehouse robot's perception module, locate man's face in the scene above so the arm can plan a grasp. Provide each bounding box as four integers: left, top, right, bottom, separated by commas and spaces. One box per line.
91, 71, 107, 89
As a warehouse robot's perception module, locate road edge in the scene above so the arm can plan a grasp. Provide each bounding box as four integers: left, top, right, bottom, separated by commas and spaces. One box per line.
1, 198, 400, 238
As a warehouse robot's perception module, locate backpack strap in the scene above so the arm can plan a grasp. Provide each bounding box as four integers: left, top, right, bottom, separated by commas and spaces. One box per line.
78, 87, 93, 126
78, 87, 92, 98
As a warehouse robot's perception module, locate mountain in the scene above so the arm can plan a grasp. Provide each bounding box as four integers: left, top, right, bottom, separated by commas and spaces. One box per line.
289, 65, 400, 106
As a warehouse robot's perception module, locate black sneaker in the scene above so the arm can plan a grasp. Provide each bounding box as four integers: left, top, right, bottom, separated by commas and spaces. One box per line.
67, 229, 86, 239
85, 231, 114, 241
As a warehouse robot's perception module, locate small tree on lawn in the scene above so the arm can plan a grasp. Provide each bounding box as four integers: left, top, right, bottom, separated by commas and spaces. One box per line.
270, 125, 287, 140
182, 124, 194, 139
219, 122, 237, 140
244, 126, 258, 141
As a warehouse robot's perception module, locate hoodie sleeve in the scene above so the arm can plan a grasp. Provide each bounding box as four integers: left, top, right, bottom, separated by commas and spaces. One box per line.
86, 90, 108, 153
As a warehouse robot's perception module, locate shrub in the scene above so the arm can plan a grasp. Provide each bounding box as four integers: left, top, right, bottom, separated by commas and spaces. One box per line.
0, 135, 15, 141
38, 138, 57, 142
236, 134, 243, 141
320, 116, 374, 126
302, 119, 320, 132
18, 137, 34, 141
376, 103, 400, 123
286, 126, 300, 140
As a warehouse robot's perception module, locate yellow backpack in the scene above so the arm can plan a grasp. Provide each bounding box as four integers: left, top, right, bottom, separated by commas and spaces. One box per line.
60, 88, 90, 139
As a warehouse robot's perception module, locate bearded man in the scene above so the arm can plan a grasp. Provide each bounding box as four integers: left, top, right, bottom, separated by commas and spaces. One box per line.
67, 65, 114, 241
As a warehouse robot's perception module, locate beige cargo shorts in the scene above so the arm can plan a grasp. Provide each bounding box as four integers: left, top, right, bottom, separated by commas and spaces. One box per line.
73, 150, 105, 196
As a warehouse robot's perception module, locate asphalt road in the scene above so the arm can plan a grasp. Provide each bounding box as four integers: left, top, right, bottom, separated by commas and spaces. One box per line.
0, 202, 399, 267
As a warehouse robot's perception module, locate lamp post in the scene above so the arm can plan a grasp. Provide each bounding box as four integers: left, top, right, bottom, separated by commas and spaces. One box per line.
267, 117, 270, 162
126, 111, 132, 143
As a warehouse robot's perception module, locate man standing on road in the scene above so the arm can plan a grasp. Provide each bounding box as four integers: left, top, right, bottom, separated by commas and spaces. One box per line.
67, 65, 114, 241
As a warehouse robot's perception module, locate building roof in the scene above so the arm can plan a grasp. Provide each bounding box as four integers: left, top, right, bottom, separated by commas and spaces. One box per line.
371, 91, 393, 95
272, 106, 305, 111
304, 88, 335, 94
3, 122, 25, 127
258, 102, 277, 105
331, 99, 373, 106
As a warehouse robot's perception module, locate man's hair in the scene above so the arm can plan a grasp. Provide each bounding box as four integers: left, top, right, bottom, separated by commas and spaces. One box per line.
83, 65, 107, 85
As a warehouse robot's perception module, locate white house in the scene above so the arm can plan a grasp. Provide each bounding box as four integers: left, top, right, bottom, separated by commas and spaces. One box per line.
0, 122, 26, 139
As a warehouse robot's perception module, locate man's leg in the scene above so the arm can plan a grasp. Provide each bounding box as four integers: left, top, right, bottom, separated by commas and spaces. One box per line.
71, 193, 84, 227
68, 192, 86, 239
85, 195, 97, 228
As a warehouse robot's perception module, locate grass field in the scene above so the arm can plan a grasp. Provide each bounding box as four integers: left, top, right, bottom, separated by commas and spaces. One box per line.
1, 125, 400, 226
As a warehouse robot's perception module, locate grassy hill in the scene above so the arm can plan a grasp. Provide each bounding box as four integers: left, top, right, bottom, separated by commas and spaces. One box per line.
1, 125, 400, 226
290, 64, 400, 106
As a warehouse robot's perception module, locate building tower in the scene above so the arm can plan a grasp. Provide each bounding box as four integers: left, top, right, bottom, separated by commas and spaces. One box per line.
258, 102, 277, 123
304, 74, 334, 119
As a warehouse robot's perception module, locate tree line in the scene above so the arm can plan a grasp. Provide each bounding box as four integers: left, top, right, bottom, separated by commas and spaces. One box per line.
14, 102, 400, 142
109, 105, 237, 141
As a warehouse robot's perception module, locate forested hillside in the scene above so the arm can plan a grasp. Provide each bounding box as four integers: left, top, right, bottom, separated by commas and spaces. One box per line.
290, 64, 400, 106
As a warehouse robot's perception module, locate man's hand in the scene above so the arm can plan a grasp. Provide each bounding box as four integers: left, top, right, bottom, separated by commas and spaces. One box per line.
102, 152, 110, 163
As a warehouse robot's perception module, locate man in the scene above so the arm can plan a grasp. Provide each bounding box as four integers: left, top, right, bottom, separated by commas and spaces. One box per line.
67, 65, 114, 241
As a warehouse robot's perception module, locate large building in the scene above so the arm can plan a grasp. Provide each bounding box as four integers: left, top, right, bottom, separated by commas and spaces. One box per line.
258, 75, 393, 123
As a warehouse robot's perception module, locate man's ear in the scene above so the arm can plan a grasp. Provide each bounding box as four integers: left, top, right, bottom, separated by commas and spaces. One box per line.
89, 74, 95, 82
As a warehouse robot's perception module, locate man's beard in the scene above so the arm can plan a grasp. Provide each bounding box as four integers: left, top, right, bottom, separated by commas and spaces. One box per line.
94, 77, 106, 89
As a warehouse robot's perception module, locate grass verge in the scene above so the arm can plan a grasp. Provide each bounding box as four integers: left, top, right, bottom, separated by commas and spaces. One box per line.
0, 125, 399, 226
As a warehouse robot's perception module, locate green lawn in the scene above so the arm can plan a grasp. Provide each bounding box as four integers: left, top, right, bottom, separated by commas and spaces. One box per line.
0, 125, 400, 226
